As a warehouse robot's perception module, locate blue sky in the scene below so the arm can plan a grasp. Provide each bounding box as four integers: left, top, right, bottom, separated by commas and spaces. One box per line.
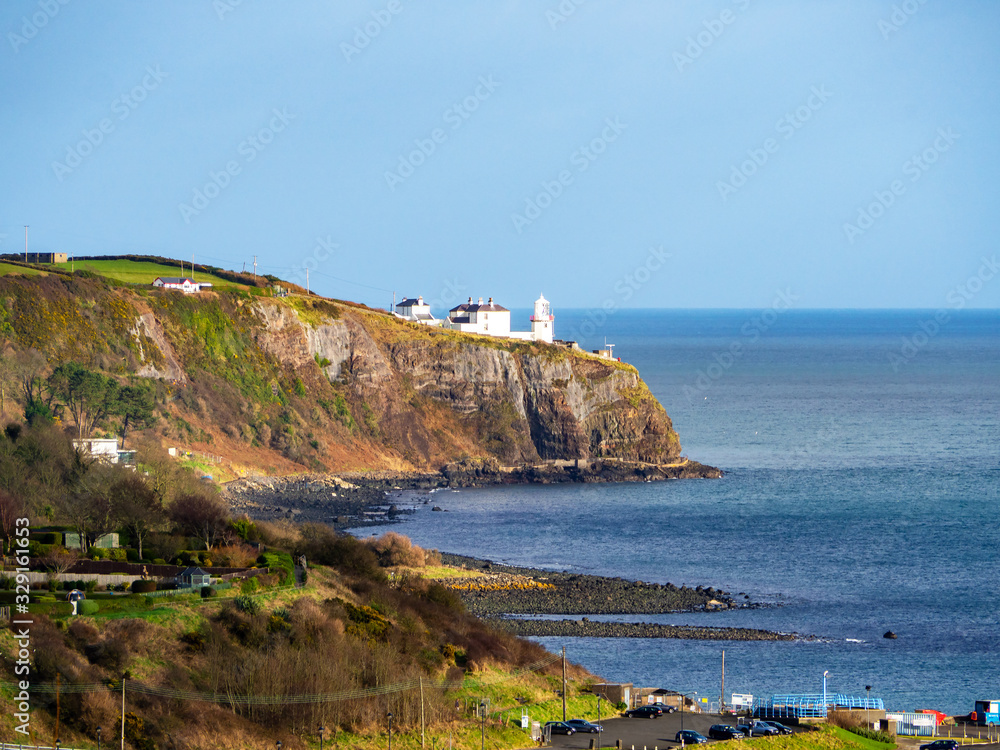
3, 1, 999, 311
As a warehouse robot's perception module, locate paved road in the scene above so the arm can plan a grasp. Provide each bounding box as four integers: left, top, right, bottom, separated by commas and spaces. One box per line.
547, 714, 797, 750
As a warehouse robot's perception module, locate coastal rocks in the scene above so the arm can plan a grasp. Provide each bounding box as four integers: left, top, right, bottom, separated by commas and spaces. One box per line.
883, 630, 898, 639
488, 618, 796, 641
439, 553, 736, 616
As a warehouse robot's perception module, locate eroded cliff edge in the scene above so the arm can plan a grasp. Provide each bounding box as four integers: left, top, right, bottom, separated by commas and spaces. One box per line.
0, 275, 719, 479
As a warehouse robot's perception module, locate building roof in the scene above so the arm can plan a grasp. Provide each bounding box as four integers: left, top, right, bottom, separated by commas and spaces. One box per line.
468, 302, 508, 313
413, 313, 436, 320
178, 566, 209, 577
398, 297, 424, 306
449, 315, 471, 324
155, 277, 196, 284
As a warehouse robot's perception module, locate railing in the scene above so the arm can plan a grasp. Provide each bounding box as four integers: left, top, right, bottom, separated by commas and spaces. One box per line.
753, 694, 885, 718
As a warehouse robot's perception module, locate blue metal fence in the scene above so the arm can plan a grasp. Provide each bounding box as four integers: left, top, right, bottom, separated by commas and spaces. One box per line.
753, 694, 885, 718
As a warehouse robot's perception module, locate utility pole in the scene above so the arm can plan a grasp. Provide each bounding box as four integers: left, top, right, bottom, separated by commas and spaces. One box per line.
392, 291, 395, 312
191, 254, 195, 281
23, 226, 28, 262
121, 678, 126, 750
420, 676, 426, 750
720, 650, 725, 716
306, 268, 309, 295
562, 646, 567, 721
253, 255, 257, 279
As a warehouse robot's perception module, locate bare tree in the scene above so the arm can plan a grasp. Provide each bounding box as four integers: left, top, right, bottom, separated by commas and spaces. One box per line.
169, 492, 230, 551
111, 474, 164, 560
0, 488, 25, 554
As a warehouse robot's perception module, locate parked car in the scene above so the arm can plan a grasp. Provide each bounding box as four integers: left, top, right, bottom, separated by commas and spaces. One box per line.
625, 705, 663, 719
675, 730, 709, 744
565, 719, 603, 733
761, 721, 794, 735
708, 725, 745, 740
738, 721, 778, 737
920, 742, 958, 750
544, 722, 577, 736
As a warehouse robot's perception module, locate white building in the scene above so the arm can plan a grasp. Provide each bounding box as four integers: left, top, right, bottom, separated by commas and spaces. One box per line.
444, 294, 554, 343
152, 277, 212, 293
394, 296, 440, 326
447, 297, 511, 337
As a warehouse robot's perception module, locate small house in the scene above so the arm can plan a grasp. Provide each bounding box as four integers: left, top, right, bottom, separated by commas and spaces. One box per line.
152, 277, 209, 294
176, 567, 212, 588
73, 438, 121, 463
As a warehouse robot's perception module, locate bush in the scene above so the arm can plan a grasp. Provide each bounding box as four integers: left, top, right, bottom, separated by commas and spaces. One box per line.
107, 548, 128, 562
77, 600, 99, 615
130, 580, 156, 594
31, 532, 61, 545
83, 580, 98, 593
126, 549, 140, 562
200, 586, 217, 598
846, 727, 895, 743
235, 595, 261, 615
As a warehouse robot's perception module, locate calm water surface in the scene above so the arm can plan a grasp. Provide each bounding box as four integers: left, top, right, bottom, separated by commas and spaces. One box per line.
353, 310, 1000, 715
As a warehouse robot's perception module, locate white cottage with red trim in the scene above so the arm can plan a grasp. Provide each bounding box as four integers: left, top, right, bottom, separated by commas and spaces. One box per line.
152, 277, 212, 293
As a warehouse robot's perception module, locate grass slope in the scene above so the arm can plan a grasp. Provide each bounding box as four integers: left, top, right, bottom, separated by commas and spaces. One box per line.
0, 262, 48, 277
74, 259, 248, 288
744, 726, 896, 750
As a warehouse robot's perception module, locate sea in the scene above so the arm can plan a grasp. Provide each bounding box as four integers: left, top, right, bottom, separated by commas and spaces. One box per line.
350, 309, 1000, 717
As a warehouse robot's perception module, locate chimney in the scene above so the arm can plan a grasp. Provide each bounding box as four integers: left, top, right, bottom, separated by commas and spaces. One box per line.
488, 297, 493, 305
478, 297, 484, 305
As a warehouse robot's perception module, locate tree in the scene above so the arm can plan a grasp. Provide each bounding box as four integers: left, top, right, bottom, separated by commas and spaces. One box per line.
58, 462, 117, 554
111, 474, 164, 560
48, 362, 119, 438
169, 492, 230, 551
16, 349, 56, 425
0, 488, 24, 554
115, 382, 156, 448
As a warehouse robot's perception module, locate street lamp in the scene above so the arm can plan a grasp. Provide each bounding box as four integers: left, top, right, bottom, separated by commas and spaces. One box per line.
680, 692, 697, 738
387, 712, 393, 750
276, 742, 282, 750
97, 727, 102, 750
480, 701, 487, 750
319, 725, 326, 750
823, 671, 830, 717
865, 686, 872, 728
597, 696, 602, 750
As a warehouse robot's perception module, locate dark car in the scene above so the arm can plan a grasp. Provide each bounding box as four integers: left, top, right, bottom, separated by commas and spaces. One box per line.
545, 722, 577, 736
761, 721, 794, 735
625, 705, 663, 719
920, 742, 958, 750
708, 724, 745, 740
738, 722, 778, 737
675, 730, 709, 744
565, 719, 603, 733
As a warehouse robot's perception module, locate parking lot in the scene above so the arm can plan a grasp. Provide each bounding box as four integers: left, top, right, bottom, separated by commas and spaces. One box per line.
546, 713, 799, 749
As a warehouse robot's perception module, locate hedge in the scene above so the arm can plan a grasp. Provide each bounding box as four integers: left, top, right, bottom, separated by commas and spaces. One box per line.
77, 600, 99, 615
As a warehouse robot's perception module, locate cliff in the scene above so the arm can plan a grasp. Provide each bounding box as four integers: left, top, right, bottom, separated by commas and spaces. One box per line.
0, 272, 716, 479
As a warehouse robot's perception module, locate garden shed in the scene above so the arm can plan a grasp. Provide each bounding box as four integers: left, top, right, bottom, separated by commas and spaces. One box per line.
176, 566, 212, 588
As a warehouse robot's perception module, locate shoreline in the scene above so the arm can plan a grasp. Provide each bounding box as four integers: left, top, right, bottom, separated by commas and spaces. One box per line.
433, 554, 801, 641
222, 458, 723, 525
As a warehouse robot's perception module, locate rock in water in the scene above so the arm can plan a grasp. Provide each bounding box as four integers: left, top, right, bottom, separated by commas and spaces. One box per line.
883, 630, 897, 639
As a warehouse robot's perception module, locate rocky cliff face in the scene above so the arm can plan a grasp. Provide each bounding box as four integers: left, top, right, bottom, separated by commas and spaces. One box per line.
254, 299, 682, 468
0, 274, 703, 477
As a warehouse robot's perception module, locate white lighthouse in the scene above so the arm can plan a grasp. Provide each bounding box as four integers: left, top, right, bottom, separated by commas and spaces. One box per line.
530, 293, 554, 343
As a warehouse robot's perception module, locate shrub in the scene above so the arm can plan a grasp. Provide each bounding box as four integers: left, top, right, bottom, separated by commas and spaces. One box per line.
126, 549, 140, 562
846, 727, 895, 743
240, 577, 260, 595
235, 595, 261, 615
107, 548, 128, 563
83, 580, 98, 593
130, 580, 156, 594
200, 586, 216, 599
77, 600, 99, 615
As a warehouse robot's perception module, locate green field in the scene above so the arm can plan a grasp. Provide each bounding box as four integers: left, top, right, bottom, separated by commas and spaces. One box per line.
73, 259, 248, 289
0, 262, 49, 277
